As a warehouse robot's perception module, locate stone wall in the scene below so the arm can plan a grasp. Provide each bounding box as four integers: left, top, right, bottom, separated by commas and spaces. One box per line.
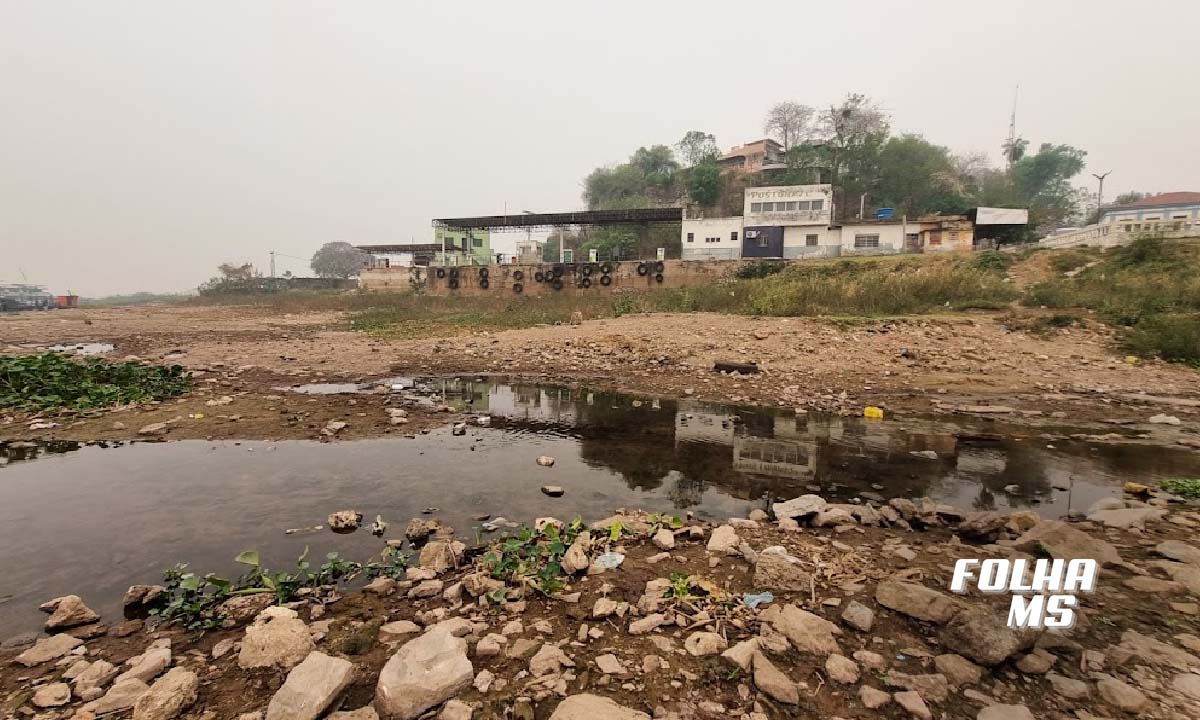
359, 259, 751, 296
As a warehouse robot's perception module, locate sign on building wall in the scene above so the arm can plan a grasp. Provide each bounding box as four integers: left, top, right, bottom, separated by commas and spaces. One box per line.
975, 207, 1029, 225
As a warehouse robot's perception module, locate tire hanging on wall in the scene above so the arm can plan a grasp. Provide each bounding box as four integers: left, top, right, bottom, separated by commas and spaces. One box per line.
599, 274, 612, 286
653, 260, 665, 273
513, 270, 524, 281
436, 268, 447, 279
580, 277, 592, 289
581, 264, 593, 277
513, 283, 523, 293
534, 270, 545, 282
479, 267, 489, 278
654, 273, 664, 284
449, 268, 460, 279
553, 265, 564, 278
636, 262, 648, 276
448, 278, 460, 289
480, 279, 489, 289
551, 278, 564, 291
600, 263, 612, 275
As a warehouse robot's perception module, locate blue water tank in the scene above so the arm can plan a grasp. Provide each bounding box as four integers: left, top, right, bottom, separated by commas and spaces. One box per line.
875, 207, 895, 220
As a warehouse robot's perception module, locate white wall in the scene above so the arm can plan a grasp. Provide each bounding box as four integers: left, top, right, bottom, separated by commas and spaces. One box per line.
782, 226, 839, 258
744, 184, 832, 227
682, 217, 743, 260
837, 224, 906, 255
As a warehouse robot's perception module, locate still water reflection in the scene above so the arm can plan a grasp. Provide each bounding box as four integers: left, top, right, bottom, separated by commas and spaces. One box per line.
2, 378, 1197, 635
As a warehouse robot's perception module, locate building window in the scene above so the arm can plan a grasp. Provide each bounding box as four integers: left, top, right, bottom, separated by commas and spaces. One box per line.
687, 232, 694, 243
806, 234, 818, 246
810, 199, 824, 211
758, 235, 769, 248
731, 231, 739, 242
1174, 214, 1188, 219
854, 234, 880, 249
784, 202, 797, 211
929, 232, 942, 246
472, 237, 483, 248
751, 203, 763, 212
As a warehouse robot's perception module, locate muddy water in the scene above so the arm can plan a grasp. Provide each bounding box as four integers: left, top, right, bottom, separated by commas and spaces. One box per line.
3, 378, 1199, 635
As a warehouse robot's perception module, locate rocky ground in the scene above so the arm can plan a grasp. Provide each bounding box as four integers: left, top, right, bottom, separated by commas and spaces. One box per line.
4, 488, 1200, 720
3, 304, 1200, 446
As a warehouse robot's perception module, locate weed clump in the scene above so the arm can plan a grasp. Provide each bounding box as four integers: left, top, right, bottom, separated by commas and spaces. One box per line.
1161, 478, 1200, 498
0, 353, 190, 412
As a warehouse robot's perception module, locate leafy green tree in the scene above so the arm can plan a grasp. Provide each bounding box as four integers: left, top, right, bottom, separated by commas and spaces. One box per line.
583, 145, 680, 209
686, 160, 722, 207
874, 135, 970, 216
819, 94, 890, 220
310, 241, 368, 278
1011, 143, 1087, 230
675, 131, 720, 167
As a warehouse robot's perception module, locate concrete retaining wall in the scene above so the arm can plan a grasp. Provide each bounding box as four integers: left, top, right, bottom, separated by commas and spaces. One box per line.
359, 259, 751, 296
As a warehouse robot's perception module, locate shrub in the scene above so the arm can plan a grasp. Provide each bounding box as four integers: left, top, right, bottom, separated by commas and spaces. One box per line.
0, 353, 190, 412
1049, 251, 1092, 273
735, 261, 787, 280
973, 250, 1013, 272
1122, 314, 1200, 365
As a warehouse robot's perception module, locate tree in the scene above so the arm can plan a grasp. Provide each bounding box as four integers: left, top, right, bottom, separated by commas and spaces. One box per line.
310, 242, 367, 278
763, 102, 816, 150
675, 130, 720, 167
1111, 191, 1149, 206
873, 135, 969, 216
583, 145, 680, 209
1011, 143, 1088, 231
686, 160, 722, 207
819, 94, 890, 220
1002, 136, 1029, 166
218, 262, 256, 281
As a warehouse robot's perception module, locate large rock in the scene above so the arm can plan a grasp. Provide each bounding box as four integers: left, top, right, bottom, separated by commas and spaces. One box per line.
1096, 675, 1149, 713
73, 659, 118, 698
1158, 540, 1200, 565
1105, 629, 1200, 670
978, 705, 1035, 720
239, 607, 315, 671
15, 633, 82, 666
83, 678, 150, 715
1013, 520, 1122, 566
40, 595, 100, 630
934, 654, 982, 686
218, 593, 276, 625
754, 550, 812, 592
1087, 507, 1166, 530
548, 695, 649, 720
115, 640, 171, 684
376, 628, 473, 720
32, 683, 71, 708
562, 532, 591, 574
761, 604, 840, 655
419, 540, 464, 573
841, 600, 875, 632
875, 581, 957, 623
684, 632, 728, 657
266, 652, 354, 720
753, 653, 799, 704
939, 605, 1036, 666
707, 525, 740, 555
123, 584, 166, 609
133, 667, 198, 720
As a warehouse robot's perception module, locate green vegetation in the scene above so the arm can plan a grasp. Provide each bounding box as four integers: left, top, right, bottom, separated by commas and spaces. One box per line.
735, 261, 787, 280
479, 517, 587, 598
0, 353, 190, 412
1161, 478, 1200, 499
152, 546, 409, 631
1048, 250, 1094, 273
972, 250, 1013, 272
1023, 238, 1200, 364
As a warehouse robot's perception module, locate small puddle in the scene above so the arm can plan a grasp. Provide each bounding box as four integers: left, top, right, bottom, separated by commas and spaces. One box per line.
2, 378, 1199, 635
46, 342, 114, 356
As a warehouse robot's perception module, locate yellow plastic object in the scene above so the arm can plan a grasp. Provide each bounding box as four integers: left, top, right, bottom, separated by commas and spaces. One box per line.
1124, 355, 1139, 365
863, 406, 884, 420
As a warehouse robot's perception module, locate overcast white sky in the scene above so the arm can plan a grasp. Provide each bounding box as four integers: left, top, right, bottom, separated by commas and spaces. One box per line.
2, 1, 1197, 296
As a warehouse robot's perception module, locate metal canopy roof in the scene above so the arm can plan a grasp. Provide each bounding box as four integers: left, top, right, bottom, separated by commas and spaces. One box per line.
434, 207, 682, 230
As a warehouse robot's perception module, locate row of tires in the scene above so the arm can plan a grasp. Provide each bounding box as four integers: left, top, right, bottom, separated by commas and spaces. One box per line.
434, 261, 667, 292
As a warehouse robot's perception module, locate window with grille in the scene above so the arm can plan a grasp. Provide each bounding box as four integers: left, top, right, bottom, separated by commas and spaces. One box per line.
854, 234, 880, 249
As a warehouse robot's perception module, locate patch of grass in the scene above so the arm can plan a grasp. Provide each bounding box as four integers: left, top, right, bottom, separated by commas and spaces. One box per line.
0, 353, 190, 412
734, 261, 787, 280
1022, 238, 1200, 363
973, 250, 1013, 272
1048, 250, 1093, 273
1161, 478, 1200, 498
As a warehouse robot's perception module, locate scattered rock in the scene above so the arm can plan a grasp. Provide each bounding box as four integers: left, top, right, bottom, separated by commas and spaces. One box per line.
15, 633, 83, 666
266, 652, 354, 720
754, 550, 811, 592
1096, 675, 1149, 713
376, 628, 473, 720
327, 510, 363, 532
32, 682, 72, 708
707, 525, 741, 554
825, 654, 859, 684
1046, 672, 1089, 699
541, 485, 565, 497
977, 705, 1034, 720
652, 528, 675, 550
239, 607, 315, 671
595, 654, 628, 676
761, 604, 840, 655
133, 667, 198, 720
841, 600, 875, 632
859, 686, 891, 709
939, 605, 1035, 666
115, 643, 171, 684
933, 654, 982, 686
629, 613, 667, 635
1013, 520, 1122, 565
684, 632, 728, 657
536, 456, 556, 467
122, 585, 166, 609
138, 422, 169, 436
893, 690, 931, 720
84, 678, 150, 715
40, 594, 100, 630
753, 653, 799, 704
548, 695, 649, 720
875, 581, 957, 623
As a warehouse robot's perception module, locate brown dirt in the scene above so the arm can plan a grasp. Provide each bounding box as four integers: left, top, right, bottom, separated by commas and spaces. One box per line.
3, 304, 1199, 447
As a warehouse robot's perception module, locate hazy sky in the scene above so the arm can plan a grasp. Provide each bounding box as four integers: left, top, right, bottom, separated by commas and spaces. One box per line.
2, 1, 1197, 296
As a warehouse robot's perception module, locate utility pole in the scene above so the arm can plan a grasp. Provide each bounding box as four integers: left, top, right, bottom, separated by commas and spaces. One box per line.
1092, 171, 1111, 216
1006, 85, 1019, 170
269, 251, 276, 278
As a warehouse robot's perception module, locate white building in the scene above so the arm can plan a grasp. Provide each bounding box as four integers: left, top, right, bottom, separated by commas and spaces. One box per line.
681, 217, 743, 260
1099, 192, 1200, 232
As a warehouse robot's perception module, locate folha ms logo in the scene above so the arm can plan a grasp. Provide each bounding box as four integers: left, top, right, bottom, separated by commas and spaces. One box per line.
950, 558, 1097, 629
